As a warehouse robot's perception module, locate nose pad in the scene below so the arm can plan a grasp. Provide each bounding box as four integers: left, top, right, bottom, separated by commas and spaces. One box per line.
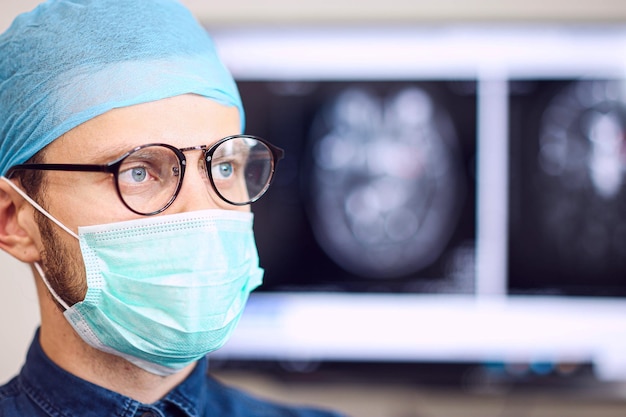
197, 153, 220, 199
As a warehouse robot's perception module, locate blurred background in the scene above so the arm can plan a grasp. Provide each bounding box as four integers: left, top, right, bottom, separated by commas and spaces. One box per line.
2, 1, 626, 416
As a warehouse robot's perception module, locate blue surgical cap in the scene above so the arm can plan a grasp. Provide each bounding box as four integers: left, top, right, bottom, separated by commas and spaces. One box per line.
0, 0, 244, 176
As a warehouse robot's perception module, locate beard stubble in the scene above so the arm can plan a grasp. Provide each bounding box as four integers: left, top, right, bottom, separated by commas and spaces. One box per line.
35, 209, 88, 309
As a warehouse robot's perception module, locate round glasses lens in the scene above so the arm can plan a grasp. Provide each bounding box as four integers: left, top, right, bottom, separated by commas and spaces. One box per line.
210, 137, 275, 204
116, 145, 181, 214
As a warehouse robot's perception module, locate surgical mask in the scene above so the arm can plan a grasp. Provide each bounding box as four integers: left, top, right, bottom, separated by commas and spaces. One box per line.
2, 177, 263, 375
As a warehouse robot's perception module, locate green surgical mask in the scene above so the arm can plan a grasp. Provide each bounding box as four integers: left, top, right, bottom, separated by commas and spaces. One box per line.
68, 209, 264, 375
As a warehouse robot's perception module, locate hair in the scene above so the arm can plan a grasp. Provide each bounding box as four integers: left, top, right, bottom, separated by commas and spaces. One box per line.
11, 150, 48, 203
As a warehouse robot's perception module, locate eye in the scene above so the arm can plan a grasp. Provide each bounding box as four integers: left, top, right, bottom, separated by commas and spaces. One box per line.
117, 146, 174, 188
119, 164, 154, 184
129, 166, 148, 182
212, 161, 234, 179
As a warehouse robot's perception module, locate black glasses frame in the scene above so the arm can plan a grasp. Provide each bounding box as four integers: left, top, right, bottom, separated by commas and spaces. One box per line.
6, 135, 285, 215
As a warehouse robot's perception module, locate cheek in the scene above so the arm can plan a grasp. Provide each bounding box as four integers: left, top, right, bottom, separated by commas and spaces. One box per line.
47, 179, 139, 228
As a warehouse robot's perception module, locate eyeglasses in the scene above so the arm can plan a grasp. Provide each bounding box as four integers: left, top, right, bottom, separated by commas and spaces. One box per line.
6, 135, 284, 215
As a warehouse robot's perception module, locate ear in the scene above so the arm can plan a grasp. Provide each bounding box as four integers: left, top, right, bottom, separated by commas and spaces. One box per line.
0, 179, 41, 263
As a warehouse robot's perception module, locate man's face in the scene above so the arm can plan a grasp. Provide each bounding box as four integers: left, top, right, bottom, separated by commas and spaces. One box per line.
34, 94, 242, 306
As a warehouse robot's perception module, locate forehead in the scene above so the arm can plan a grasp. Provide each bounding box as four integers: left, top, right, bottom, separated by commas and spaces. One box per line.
42, 95, 241, 163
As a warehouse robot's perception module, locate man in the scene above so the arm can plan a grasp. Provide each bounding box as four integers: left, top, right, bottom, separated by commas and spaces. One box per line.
0, 1, 343, 416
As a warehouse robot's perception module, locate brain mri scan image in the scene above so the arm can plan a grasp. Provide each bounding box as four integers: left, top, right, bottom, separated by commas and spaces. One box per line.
306, 86, 466, 279
509, 79, 626, 296
240, 80, 477, 293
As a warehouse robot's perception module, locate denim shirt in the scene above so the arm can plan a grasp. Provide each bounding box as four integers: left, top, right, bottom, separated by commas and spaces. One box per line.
0, 331, 344, 417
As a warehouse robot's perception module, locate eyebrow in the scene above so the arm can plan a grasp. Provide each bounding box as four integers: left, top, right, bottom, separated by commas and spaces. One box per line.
84, 143, 146, 165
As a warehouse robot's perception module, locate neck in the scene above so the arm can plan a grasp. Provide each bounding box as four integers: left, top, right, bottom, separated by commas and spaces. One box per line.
34, 271, 194, 404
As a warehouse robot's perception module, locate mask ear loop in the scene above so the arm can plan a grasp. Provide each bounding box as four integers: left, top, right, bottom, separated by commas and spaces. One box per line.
0, 177, 79, 239
1, 176, 76, 310
33, 262, 71, 311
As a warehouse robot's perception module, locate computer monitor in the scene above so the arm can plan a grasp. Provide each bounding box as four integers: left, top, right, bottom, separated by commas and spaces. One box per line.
209, 25, 626, 383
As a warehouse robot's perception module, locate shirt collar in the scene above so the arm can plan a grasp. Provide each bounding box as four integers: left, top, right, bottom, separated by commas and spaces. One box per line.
19, 329, 205, 417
